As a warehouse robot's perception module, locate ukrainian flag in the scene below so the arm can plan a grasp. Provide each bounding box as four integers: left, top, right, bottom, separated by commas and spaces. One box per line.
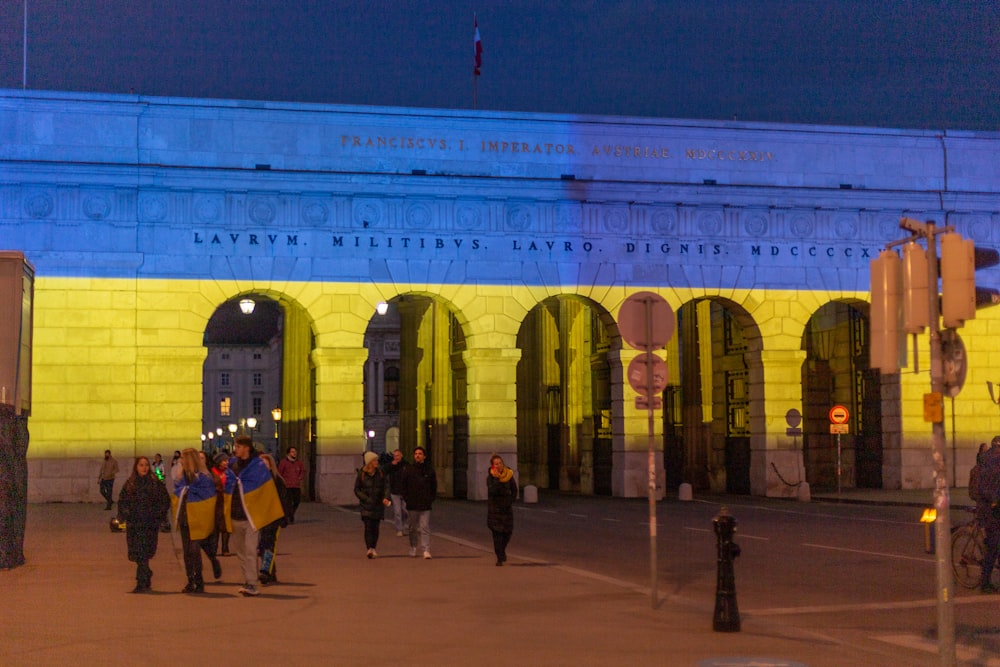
224, 456, 284, 532
172, 474, 218, 541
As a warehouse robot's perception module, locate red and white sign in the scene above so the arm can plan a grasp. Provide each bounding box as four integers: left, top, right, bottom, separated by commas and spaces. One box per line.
829, 405, 850, 424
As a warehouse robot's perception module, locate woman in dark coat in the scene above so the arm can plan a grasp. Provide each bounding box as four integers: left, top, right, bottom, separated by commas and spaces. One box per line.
354, 451, 391, 558
116, 456, 170, 593
486, 454, 518, 566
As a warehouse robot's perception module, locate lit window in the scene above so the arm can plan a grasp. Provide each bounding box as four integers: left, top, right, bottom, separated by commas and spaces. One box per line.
219, 396, 231, 417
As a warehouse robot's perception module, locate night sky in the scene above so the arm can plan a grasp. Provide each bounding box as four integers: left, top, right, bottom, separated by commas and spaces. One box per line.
1, 1, 998, 131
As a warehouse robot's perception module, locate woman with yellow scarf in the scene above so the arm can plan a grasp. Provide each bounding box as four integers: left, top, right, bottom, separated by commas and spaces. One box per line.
486, 455, 518, 566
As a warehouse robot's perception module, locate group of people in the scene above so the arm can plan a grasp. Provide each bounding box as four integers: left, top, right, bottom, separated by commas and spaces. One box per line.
112, 435, 302, 596
353, 447, 517, 566
110, 441, 519, 595
970, 435, 1000, 593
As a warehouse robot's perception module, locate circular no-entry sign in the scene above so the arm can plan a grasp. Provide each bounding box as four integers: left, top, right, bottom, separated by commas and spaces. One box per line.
618, 291, 676, 351
829, 405, 850, 424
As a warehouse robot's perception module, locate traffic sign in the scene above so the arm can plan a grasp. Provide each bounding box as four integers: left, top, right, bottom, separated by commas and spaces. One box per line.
829, 405, 850, 424
830, 424, 850, 434
619, 291, 676, 351
627, 352, 668, 397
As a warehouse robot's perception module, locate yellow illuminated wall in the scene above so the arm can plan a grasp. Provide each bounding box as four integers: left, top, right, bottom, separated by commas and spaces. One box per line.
25, 275, 1000, 503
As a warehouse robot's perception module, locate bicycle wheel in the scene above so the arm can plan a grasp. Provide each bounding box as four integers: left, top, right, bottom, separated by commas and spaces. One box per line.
951, 525, 984, 589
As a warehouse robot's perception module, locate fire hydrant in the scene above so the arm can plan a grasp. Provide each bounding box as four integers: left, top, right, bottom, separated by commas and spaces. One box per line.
713, 506, 741, 632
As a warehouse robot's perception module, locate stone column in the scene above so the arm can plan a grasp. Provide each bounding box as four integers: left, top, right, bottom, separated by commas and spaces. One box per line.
753, 349, 808, 498
463, 345, 521, 501
312, 346, 368, 505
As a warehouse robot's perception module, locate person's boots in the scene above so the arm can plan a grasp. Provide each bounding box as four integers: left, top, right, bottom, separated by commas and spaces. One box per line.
211, 557, 222, 580
193, 576, 205, 594
181, 577, 196, 594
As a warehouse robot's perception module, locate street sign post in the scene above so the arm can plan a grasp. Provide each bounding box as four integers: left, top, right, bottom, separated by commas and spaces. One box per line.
828, 405, 850, 496
618, 291, 676, 610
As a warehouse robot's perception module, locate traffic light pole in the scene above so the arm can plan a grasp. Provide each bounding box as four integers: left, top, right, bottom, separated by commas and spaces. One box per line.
901, 218, 956, 667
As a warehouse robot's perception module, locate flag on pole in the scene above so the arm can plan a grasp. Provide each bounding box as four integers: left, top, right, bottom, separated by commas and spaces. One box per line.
474, 16, 482, 76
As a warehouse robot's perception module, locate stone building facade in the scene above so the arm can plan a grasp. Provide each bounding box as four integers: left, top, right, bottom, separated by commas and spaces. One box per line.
2, 89, 999, 504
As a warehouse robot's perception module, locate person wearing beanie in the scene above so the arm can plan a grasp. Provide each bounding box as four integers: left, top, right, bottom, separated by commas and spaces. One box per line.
400, 446, 437, 559
487, 454, 518, 566
354, 451, 391, 558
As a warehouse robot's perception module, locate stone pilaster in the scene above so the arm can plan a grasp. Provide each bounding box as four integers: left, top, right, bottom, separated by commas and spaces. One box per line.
312, 346, 368, 504
462, 345, 521, 500
753, 348, 808, 498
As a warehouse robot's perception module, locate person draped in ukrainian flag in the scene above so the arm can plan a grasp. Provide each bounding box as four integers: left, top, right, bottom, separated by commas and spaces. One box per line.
172, 448, 217, 594
225, 435, 285, 597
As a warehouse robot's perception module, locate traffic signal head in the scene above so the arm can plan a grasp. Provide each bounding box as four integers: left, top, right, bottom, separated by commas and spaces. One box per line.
870, 249, 904, 374
940, 232, 975, 328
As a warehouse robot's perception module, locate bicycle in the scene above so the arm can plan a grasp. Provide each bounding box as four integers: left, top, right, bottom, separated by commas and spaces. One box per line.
951, 509, 1000, 589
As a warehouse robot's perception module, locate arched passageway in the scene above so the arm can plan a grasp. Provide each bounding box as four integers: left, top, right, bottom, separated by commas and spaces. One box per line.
667, 298, 764, 495
516, 296, 621, 494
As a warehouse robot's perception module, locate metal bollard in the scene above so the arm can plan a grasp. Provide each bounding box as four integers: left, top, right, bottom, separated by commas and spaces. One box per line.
712, 506, 741, 632
919, 507, 936, 554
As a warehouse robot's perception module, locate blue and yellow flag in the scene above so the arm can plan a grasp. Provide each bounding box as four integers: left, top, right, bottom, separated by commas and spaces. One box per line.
224, 456, 284, 532
172, 473, 218, 541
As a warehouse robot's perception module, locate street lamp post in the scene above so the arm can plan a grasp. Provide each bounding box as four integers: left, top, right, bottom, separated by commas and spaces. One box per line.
228, 423, 238, 448
271, 407, 282, 454
246, 416, 258, 443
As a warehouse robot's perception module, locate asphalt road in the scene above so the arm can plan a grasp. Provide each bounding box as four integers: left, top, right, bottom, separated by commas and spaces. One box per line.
431, 491, 1000, 662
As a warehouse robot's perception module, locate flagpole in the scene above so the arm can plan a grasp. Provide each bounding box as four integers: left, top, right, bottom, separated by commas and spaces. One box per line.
23, 0, 28, 89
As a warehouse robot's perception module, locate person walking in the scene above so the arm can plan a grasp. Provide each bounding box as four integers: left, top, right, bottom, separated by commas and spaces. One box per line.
386, 449, 409, 536
355, 451, 391, 558
211, 453, 232, 556
98, 449, 119, 510
400, 446, 436, 559
197, 451, 224, 581
277, 446, 305, 524
257, 454, 291, 585
486, 454, 518, 566
225, 435, 285, 597
977, 435, 1000, 593
116, 456, 170, 593
172, 448, 218, 594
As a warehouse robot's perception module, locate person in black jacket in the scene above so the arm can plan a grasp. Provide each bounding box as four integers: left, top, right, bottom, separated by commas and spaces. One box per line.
355, 451, 391, 558
386, 449, 409, 537
116, 456, 170, 593
487, 454, 518, 566
400, 446, 437, 559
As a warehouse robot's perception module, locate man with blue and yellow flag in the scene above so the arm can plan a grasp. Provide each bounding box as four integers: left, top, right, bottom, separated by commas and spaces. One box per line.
225, 435, 285, 597
172, 448, 217, 594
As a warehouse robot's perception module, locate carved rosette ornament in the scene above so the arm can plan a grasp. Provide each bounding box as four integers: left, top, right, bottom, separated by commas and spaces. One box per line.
650, 209, 677, 235
405, 203, 432, 229
789, 213, 814, 238
454, 204, 482, 230
506, 205, 532, 232
25, 192, 54, 219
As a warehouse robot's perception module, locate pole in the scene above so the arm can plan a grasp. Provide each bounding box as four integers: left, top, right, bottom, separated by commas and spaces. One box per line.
644, 297, 657, 609
836, 432, 842, 497
924, 221, 955, 667
23, 0, 28, 89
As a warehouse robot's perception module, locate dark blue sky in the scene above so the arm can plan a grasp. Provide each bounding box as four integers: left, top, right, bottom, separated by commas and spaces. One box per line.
2, 1, 998, 130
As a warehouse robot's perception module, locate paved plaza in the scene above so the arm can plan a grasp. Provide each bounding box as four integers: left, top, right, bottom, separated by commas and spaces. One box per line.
0, 494, 995, 666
